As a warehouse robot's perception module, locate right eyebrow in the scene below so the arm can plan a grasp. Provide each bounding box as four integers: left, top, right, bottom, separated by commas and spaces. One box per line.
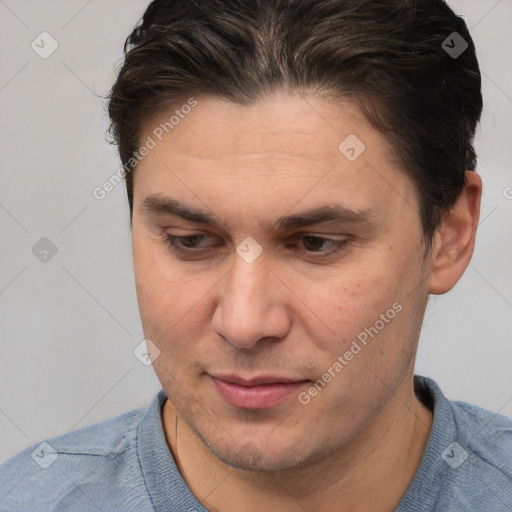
141, 194, 378, 233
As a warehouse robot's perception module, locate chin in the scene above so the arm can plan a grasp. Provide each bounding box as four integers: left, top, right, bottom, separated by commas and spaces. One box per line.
211, 446, 307, 472
196, 427, 333, 473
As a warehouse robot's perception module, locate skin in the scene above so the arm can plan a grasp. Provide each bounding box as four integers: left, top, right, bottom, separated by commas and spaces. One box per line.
131, 90, 482, 511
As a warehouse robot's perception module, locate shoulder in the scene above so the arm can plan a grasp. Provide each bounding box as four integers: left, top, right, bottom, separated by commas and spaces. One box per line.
440, 399, 512, 510
0, 398, 158, 512
451, 397, 512, 477
406, 377, 512, 511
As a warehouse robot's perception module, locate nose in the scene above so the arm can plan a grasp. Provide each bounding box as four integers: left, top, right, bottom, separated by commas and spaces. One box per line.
211, 254, 291, 350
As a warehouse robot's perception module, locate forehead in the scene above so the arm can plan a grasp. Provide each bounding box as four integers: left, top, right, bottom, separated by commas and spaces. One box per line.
142, 91, 386, 164
133, 91, 418, 229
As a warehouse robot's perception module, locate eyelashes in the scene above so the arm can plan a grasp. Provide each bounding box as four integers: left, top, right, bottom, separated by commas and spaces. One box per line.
159, 233, 349, 260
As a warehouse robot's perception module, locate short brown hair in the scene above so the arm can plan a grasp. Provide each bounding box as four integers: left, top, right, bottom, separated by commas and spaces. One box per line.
107, 0, 482, 250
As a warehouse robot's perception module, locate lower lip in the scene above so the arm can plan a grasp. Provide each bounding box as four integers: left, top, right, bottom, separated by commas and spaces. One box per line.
211, 376, 308, 410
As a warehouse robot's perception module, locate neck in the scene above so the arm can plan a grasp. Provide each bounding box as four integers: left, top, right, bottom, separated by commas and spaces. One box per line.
162, 375, 433, 511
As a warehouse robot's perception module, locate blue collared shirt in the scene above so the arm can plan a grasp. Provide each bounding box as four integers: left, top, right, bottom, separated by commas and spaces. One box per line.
1, 376, 511, 511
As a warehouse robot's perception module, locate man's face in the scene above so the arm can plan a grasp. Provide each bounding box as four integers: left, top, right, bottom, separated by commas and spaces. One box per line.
131, 91, 431, 471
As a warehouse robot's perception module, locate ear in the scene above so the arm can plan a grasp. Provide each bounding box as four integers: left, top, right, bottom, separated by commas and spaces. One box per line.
428, 171, 482, 295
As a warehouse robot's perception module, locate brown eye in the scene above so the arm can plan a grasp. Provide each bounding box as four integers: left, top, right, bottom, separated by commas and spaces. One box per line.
160, 233, 217, 254
296, 235, 349, 257
179, 234, 207, 248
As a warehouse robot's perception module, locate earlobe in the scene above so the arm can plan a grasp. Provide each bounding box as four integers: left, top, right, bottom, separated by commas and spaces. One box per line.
428, 171, 482, 295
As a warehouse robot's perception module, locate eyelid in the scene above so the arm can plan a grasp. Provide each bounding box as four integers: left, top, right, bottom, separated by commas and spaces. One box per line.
164, 231, 349, 244
290, 232, 350, 241
161, 232, 350, 259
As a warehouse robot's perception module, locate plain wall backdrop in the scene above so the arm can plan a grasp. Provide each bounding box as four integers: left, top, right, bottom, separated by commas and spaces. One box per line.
1, 0, 511, 463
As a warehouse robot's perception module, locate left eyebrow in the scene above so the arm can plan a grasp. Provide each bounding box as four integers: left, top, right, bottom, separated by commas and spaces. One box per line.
268, 204, 378, 232
141, 194, 378, 232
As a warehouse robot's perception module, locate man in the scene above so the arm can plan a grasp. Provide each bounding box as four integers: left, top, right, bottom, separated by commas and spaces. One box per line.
1, 0, 511, 510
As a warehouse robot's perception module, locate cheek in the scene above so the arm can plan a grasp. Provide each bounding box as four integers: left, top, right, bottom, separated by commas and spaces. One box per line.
135, 270, 197, 338
132, 237, 218, 357
133, 238, 182, 334
300, 251, 419, 360
308, 265, 397, 328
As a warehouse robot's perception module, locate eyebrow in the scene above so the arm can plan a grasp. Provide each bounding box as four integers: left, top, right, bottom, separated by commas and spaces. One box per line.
141, 194, 377, 232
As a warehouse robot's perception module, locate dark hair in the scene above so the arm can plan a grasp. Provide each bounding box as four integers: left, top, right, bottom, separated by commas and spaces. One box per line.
107, 0, 482, 251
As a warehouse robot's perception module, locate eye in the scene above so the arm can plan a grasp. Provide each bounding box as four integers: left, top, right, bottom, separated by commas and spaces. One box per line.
293, 235, 349, 258
160, 232, 349, 260
160, 233, 217, 253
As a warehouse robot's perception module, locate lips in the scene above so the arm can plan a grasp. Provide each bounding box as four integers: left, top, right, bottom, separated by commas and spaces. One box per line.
210, 374, 309, 410
213, 374, 304, 386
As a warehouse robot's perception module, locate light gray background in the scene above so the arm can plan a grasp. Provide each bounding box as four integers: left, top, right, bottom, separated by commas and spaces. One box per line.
1, 0, 511, 463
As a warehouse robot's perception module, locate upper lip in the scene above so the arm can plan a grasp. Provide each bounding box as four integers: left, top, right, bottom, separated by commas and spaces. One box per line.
211, 374, 307, 386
